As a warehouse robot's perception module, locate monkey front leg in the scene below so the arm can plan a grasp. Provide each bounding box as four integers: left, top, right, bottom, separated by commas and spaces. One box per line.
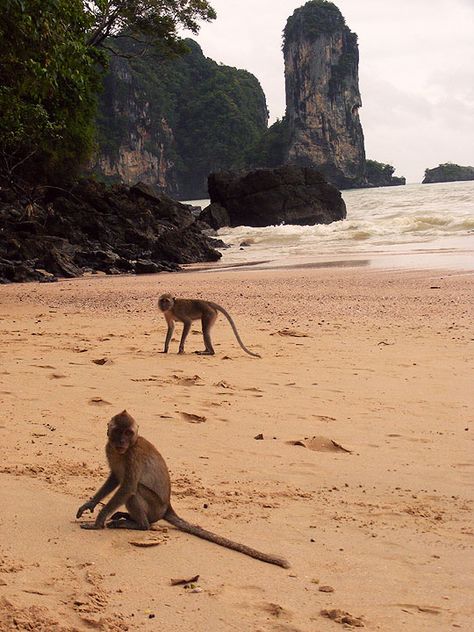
161, 321, 174, 353
76, 473, 118, 522
82, 484, 135, 529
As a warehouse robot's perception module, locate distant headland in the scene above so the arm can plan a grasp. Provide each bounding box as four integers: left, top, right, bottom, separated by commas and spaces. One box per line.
422, 163, 474, 184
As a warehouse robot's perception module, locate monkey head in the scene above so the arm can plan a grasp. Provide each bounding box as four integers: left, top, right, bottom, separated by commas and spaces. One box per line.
158, 293, 175, 312
107, 410, 138, 454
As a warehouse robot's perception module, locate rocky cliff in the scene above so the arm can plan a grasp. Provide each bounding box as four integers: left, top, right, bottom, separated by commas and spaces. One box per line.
283, 1, 365, 188
92, 39, 268, 200
423, 163, 474, 184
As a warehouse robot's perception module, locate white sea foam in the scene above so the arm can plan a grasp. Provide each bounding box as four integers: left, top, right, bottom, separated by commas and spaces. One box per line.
187, 181, 474, 269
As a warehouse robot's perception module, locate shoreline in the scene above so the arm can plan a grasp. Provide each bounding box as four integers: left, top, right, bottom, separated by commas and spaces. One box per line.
185, 241, 474, 274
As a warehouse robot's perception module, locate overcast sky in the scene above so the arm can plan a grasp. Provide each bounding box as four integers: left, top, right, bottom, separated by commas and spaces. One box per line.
185, 0, 474, 183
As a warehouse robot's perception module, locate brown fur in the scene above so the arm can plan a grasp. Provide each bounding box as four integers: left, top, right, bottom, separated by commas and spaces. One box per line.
157, 293, 260, 357
77, 411, 289, 568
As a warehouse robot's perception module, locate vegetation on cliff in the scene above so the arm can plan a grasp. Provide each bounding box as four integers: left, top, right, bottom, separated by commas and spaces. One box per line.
246, 119, 291, 169
365, 160, 406, 187
94, 39, 268, 199
423, 163, 474, 184
283, 0, 346, 52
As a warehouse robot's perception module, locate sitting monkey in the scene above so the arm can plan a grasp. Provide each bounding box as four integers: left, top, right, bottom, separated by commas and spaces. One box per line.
77, 411, 288, 568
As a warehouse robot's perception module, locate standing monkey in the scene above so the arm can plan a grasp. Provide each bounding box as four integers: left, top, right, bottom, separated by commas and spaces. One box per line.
157, 293, 260, 357
76, 411, 289, 569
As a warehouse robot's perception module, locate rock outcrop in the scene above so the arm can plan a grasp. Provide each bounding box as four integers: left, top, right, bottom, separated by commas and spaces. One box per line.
0, 181, 221, 283
423, 163, 474, 184
365, 160, 406, 187
283, 1, 365, 188
202, 166, 346, 227
92, 39, 268, 200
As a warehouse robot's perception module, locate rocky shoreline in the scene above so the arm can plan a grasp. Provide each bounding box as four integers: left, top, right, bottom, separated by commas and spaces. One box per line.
0, 180, 221, 284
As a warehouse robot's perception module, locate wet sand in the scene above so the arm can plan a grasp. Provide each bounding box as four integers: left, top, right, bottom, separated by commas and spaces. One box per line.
0, 265, 473, 631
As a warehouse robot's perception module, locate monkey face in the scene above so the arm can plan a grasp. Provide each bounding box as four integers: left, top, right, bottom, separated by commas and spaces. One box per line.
158, 293, 174, 312
107, 411, 138, 453
108, 425, 135, 453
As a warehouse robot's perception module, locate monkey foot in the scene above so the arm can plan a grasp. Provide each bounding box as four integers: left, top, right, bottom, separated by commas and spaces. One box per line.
110, 511, 130, 521
194, 350, 215, 355
107, 519, 148, 530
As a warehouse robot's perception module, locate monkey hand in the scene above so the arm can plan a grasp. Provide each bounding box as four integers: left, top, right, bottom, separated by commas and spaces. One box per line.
76, 500, 96, 519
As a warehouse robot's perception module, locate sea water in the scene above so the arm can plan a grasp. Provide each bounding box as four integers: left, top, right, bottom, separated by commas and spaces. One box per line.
187, 181, 474, 270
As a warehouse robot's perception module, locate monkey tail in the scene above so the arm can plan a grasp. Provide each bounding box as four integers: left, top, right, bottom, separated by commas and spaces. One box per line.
164, 507, 289, 569
208, 302, 261, 358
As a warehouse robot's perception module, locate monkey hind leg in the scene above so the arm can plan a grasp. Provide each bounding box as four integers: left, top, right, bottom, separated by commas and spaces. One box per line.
107, 494, 151, 530
198, 312, 217, 355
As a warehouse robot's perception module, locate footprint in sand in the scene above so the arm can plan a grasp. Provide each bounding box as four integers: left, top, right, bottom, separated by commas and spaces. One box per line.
180, 412, 207, 423
397, 603, 443, 615
88, 397, 112, 406
286, 436, 352, 453
260, 602, 293, 620
320, 609, 365, 627
271, 328, 310, 338
314, 415, 337, 422
172, 374, 204, 386
214, 380, 234, 389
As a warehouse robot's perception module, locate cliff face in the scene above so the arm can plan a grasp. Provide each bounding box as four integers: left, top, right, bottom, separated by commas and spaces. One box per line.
283, 1, 365, 188
94, 56, 178, 195
423, 163, 474, 184
92, 40, 268, 199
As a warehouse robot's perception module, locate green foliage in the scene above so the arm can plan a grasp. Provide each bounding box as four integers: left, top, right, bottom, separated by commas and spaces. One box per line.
0, 0, 216, 190
366, 159, 405, 186
423, 163, 474, 183
96, 39, 268, 197
0, 0, 104, 187
85, 0, 216, 55
425, 163, 468, 177
283, 1, 345, 52
246, 118, 291, 168
366, 160, 395, 179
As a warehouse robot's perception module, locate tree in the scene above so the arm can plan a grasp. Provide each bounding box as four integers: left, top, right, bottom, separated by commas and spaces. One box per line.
0, 0, 216, 193
85, 0, 216, 56
0, 0, 103, 190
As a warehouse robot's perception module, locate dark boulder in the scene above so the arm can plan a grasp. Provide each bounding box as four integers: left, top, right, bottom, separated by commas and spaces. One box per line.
198, 203, 231, 230
206, 166, 346, 227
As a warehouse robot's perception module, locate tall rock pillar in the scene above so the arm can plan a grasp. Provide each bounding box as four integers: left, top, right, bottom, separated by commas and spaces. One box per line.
283, 1, 366, 187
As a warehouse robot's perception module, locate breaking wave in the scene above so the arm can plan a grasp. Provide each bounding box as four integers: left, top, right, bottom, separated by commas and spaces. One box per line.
210, 181, 474, 263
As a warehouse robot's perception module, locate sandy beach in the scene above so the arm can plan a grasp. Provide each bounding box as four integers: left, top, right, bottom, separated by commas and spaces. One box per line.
0, 264, 473, 631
